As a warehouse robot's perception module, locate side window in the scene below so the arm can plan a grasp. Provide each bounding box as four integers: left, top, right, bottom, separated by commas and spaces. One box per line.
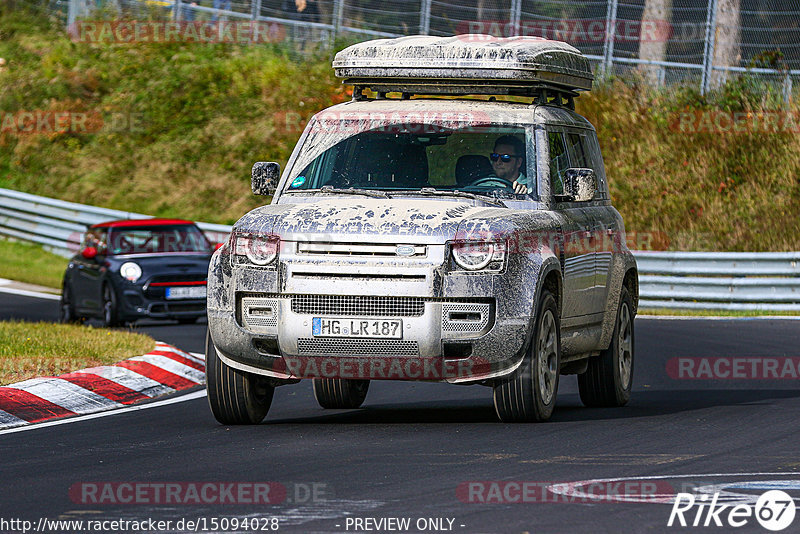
566, 133, 590, 168
548, 131, 568, 196
585, 133, 609, 198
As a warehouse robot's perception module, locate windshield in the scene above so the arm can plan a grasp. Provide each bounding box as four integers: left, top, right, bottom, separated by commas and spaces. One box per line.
283, 124, 531, 197
107, 225, 211, 255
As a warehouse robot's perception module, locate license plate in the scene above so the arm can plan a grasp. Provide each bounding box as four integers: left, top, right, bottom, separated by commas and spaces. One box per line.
312, 318, 402, 339
165, 286, 207, 300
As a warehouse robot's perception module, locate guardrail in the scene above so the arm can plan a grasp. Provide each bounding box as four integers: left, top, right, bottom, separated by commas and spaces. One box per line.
636, 251, 800, 311
1, 188, 798, 312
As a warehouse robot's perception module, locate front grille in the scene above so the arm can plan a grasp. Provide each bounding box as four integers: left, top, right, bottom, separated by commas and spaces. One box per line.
291, 295, 426, 317
150, 302, 205, 313
291, 272, 426, 282
148, 274, 207, 285
297, 338, 419, 356
145, 274, 207, 298
297, 242, 426, 257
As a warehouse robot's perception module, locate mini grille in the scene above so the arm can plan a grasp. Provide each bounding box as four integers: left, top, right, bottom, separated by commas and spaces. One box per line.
297, 338, 419, 356
148, 274, 206, 284
145, 274, 206, 296
291, 295, 425, 317
441, 303, 492, 333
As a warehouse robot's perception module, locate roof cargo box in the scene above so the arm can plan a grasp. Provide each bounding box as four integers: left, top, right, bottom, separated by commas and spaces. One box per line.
333, 35, 593, 96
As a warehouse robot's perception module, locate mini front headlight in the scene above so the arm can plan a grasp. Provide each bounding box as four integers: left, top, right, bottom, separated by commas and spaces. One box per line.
120, 261, 142, 282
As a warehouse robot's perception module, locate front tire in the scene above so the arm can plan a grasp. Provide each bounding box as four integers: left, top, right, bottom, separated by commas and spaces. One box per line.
578, 287, 634, 407
493, 289, 561, 422
59, 282, 82, 324
206, 331, 274, 424
102, 283, 121, 327
313, 379, 370, 409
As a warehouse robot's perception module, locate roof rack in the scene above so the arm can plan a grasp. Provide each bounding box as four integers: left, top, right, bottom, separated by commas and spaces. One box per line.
352, 85, 579, 110
333, 35, 593, 100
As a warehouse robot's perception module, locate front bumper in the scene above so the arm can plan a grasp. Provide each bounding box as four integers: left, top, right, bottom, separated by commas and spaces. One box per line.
209, 293, 528, 384
207, 237, 540, 384
118, 287, 206, 320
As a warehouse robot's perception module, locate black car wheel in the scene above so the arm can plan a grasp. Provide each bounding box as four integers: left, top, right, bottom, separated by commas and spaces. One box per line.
59, 282, 82, 324
312, 379, 370, 409
102, 283, 121, 327
578, 287, 635, 407
206, 331, 274, 424
493, 289, 561, 422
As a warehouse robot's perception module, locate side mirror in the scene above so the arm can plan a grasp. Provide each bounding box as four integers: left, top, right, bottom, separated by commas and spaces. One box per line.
563, 168, 597, 202
252, 162, 280, 196
81, 246, 98, 259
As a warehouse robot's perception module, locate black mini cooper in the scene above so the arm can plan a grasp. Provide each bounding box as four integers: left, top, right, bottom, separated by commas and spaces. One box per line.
60, 219, 216, 326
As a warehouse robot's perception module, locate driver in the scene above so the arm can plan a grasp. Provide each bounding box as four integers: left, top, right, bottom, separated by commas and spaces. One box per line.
490, 135, 528, 194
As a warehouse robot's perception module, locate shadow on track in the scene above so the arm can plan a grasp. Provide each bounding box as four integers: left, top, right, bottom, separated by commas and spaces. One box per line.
260, 389, 800, 425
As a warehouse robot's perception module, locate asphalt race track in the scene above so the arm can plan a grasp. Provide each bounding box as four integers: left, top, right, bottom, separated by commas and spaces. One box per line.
2, 292, 800, 533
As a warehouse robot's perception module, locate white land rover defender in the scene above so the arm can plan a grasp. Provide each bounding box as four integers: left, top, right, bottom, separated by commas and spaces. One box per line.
205, 35, 639, 423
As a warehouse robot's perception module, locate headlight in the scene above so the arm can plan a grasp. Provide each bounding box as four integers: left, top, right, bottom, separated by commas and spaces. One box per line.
233, 233, 280, 266
120, 262, 142, 282
451, 240, 506, 271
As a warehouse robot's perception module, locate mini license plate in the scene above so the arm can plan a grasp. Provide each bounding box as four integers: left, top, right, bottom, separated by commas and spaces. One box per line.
165, 286, 207, 300
312, 317, 402, 339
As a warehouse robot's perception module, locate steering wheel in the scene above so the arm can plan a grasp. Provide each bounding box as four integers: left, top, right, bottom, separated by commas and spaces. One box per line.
466, 175, 515, 191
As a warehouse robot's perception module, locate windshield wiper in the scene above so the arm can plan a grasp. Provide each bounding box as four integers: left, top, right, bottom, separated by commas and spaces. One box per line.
397, 187, 504, 206
315, 185, 391, 198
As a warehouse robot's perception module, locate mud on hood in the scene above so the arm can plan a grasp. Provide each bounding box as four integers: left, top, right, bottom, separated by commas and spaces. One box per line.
233, 198, 508, 243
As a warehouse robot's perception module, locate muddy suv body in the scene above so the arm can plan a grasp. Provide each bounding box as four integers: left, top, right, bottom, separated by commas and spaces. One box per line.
205, 36, 639, 423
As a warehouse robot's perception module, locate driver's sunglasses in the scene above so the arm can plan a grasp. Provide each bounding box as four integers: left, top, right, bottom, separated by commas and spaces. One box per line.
490, 153, 518, 163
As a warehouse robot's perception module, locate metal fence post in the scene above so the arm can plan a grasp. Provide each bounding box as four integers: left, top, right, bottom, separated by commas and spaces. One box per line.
509, 0, 521, 37
782, 72, 793, 108
602, 0, 618, 76
333, 0, 345, 40
67, 0, 78, 26
701, 0, 718, 95
251, 0, 262, 20
419, 0, 431, 35
174, 0, 183, 21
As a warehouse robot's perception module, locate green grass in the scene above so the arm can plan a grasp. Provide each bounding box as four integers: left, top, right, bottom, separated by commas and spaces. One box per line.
1, 6, 799, 251
0, 239, 68, 289
0, 6, 346, 224
0, 320, 155, 385
576, 79, 800, 252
